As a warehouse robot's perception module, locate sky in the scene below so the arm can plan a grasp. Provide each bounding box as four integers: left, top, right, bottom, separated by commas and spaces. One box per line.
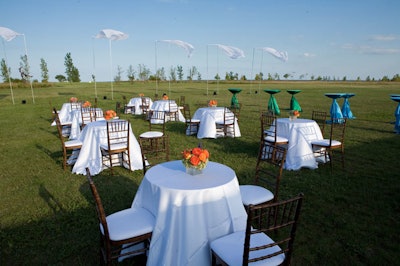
1, 0, 399, 82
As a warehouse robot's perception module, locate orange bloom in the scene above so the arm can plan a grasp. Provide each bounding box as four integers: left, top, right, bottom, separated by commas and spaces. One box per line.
192, 147, 202, 156
208, 100, 217, 106
190, 155, 200, 166
182, 150, 192, 160
199, 152, 208, 162
202, 149, 210, 159
163, 95, 169, 100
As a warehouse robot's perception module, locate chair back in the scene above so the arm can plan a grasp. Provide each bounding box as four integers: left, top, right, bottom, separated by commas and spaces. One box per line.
255, 142, 287, 202
53, 108, 70, 139
328, 118, 347, 147
139, 135, 170, 175
229, 103, 242, 123
148, 111, 166, 133
183, 104, 191, 120
141, 97, 151, 115
244, 194, 304, 265
81, 107, 96, 128
70, 101, 82, 111
312, 110, 327, 136
260, 111, 277, 141
223, 107, 235, 126
85, 168, 111, 244
179, 95, 186, 106
106, 120, 130, 151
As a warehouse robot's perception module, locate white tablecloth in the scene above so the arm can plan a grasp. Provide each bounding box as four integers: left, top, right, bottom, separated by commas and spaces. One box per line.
191, 107, 241, 139
51, 103, 72, 126
127, 97, 153, 115
69, 108, 104, 140
275, 118, 323, 170
131, 160, 247, 266
151, 100, 185, 122
71, 120, 143, 175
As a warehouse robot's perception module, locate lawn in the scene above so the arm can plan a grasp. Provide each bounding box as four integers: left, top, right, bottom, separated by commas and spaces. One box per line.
0, 80, 399, 265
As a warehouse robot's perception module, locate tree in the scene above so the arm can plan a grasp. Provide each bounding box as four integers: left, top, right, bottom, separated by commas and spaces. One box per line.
19, 55, 31, 82
169, 66, 177, 82
137, 64, 150, 81
55, 74, 66, 82
283, 73, 290, 80
64, 52, 80, 82
40, 58, 49, 82
177, 65, 183, 81
0, 58, 11, 82
127, 65, 136, 83
114, 65, 123, 83
156, 67, 166, 81
187, 66, 197, 81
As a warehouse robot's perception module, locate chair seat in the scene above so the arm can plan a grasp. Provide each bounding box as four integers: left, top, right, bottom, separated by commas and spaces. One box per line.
101, 207, 155, 242
64, 139, 83, 148
100, 143, 128, 151
210, 230, 285, 266
240, 185, 274, 206
311, 139, 342, 147
264, 135, 289, 143
139, 131, 164, 138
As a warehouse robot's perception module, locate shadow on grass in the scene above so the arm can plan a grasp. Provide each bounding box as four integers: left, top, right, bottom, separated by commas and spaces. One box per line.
1, 173, 144, 265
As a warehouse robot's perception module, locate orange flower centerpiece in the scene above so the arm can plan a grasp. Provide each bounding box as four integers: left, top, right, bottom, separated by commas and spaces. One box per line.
289, 110, 300, 121
82, 101, 91, 108
162, 94, 169, 100
70, 97, 78, 103
208, 100, 218, 107
182, 147, 210, 175
139, 93, 144, 97
104, 110, 117, 120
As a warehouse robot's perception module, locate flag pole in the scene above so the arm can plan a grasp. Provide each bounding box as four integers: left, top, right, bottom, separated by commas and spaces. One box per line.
92, 37, 97, 99
155, 41, 158, 96
259, 48, 263, 91
22, 34, 35, 104
250, 48, 255, 94
206, 44, 209, 96
108, 39, 114, 100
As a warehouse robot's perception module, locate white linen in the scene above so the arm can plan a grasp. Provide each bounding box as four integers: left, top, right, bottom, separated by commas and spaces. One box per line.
71, 120, 143, 175
51, 103, 72, 126
127, 97, 153, 115
150, 100, 185, 122
131, 160, 247, 266
275, 118, 323, 170
191, 107, 241, 139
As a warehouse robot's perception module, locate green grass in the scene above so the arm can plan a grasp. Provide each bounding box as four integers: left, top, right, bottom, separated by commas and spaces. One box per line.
1, 80, 399, 265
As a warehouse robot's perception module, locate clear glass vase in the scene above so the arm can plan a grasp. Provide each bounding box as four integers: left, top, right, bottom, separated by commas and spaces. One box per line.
186, 167, 203, 175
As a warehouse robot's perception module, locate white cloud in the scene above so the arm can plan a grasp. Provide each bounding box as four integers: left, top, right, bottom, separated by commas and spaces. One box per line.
303, 52, 316, 57
369, 34, 399, 41
341, 43, 400, 55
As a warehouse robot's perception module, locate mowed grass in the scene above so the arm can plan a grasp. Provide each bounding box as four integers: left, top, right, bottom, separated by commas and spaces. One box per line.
0, 80, 399, 265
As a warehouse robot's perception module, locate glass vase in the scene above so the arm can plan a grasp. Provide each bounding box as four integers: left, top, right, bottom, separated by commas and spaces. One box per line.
186, 167, 203, 175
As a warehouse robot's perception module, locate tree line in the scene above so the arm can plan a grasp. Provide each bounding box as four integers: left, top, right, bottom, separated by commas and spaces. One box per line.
1, 52, 400, 83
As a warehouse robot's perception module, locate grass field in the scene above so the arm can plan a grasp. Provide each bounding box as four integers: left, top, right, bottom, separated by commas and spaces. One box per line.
1, 80, 399, 265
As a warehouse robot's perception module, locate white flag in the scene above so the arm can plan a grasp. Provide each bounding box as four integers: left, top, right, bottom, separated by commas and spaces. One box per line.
261, 47, 288, 62
95, 29, 128, 41
213, 44, 245, 59
0, 26, 22, 42
161, 40, 195, 58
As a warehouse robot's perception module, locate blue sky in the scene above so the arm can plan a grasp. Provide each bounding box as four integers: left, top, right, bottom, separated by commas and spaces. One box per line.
1, 0, 399, 82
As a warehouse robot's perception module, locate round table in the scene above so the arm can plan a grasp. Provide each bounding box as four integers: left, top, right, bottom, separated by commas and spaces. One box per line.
228, 88, 242, 108
390, 95, 400, 134
341, 93, 355, 119
264, 89, 281, 115
287, 90, 302, 112
131, 160, 247, 266
275, 118, 324, 170
325, 93, 345, 120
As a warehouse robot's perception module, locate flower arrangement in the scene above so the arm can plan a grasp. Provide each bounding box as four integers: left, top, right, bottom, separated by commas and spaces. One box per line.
208, 100, 218, 107
104, 110, 117, 120
182, 147, 210, 170
82, 101, 91, 108
70, 97, 78, 103
139, 93, 144, 97
289, 110, 300, 117
162, 94, 169, 100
